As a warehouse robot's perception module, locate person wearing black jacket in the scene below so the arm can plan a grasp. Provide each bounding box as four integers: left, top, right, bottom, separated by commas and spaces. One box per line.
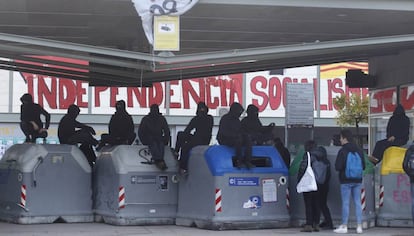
402, 147, 414, 225
217, 102, 254, 169
97, 100, 136, 150
334, 129, 366, 234
241, 104, 275, 145
297, 140, 322, 232
316, 146, 334, 230
58, 104, 99, 167
19, 93, 50, 143
174, 102, 213, 173
138, 104, 171, 171
370, 104, 410, 164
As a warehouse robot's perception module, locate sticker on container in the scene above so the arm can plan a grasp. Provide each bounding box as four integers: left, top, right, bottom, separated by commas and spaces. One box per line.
229, 177, 259, 186
243, 195, 261, 209
158, 175, 168, 191
262, 178, 277, 202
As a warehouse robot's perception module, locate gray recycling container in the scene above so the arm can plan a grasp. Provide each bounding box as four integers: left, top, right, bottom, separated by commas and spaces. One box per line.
377, 146, 413, 227
176, 145, 289, 230
289, 146, 375, 229
0, 144, 93, 224
93, 145, 179, 225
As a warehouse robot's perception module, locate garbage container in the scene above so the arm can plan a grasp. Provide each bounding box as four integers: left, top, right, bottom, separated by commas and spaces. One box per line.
0, 144, 93, 224
289, 146, 375, 229
176, 145, 289, 230
377, 146, 413, 227
93, 145, 179, 225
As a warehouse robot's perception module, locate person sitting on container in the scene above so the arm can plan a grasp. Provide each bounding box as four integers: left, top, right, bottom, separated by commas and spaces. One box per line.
19, 93, 50, 143
369, 104, 410, 164
241, 104, 275, 145
138, 104, 171, 171
96, 100, 136, 150
174, 102, 213, 174
217, 102, 254, 169
58, 104, 99, 167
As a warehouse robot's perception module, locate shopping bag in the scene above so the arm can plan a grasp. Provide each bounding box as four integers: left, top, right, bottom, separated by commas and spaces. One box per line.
296, 152, 318, 193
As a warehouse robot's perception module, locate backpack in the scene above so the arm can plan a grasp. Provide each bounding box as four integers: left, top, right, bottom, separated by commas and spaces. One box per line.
345, 152, 363, 179
403, 145, 414, 176
312, 147, 329, 184
312, 159, 328, 184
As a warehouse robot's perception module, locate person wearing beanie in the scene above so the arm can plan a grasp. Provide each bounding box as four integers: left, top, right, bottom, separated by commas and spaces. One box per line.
217, 102, 254, 169
174, 102, 213, 174
19, 93, 50, 143
138, 104, 171, 171
97, 100, 136, 150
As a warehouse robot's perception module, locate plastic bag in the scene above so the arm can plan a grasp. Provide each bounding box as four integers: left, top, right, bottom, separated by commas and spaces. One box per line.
296, 152, 318, 193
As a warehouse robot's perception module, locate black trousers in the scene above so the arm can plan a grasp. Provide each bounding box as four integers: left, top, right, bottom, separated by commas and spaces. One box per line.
303, 191, 321, 227
318, 183, 333, 226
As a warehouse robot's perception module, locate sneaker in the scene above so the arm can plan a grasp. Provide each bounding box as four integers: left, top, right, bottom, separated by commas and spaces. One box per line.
155, 160, 168, 171
313, 225, 320, 232
320, 221, 334, 230
356, 224, 363, 234
300, 225, 313, 232
333, 225, 348, 234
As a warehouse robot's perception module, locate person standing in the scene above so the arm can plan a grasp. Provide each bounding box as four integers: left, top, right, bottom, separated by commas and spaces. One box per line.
58, 104, 99, 167
369, 104, 410, 164
138, 104, 171, 171
273, 137, 291, 169
402, 146, 414, 225
19, 93, 50, 143
97, 100, 136, 150
174, 102, 213, 174
334, 129, 365, 234
217, 102, 254, 169
317, 146, 334, 230
298, 140, 321, 232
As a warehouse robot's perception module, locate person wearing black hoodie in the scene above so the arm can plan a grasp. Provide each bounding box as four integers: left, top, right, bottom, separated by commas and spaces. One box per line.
138, 104, 171, 170
20, 93, 50, 143
334, 129, 365, 234
58, 104, 99, 167
217, 102, 254, 169
241, 104, 275, 145
174, 102, 213, 173
97, 100, 136, 150
369, 104, 410, 164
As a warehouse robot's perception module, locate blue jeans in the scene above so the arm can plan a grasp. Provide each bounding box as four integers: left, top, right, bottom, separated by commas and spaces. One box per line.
411, 183, 414, 225
340, 183, 362, 225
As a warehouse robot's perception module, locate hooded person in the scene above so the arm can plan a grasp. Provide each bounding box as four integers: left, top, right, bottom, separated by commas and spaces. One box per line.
217, 102, 254, 169
97, 100, 136, 150
369, 104, 410, 164
241, 104, 275, 145
19, 93, 50, 143
58, 104, 99, 167
174, 102, 213, 174
138, 104, 171, 170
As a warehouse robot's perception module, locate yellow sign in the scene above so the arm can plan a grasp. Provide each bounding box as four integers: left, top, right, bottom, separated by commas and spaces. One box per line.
154, 15, 180, 51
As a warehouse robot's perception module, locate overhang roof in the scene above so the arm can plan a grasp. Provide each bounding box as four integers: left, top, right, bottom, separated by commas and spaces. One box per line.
1, 0, 414, 86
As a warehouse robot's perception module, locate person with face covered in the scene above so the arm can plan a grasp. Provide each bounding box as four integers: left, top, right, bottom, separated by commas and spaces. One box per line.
20, 93, 50, 143
58, 104, 99, 167
138, 104, 171, 170
217, 102, 254, 169
174, 102, 213, 173
97, 100, 136, 150
369, 104, 410, 164
241, 104, 275, 145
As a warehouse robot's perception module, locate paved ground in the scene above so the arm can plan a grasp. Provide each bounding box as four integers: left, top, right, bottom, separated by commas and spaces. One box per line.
0, 223, 413, 236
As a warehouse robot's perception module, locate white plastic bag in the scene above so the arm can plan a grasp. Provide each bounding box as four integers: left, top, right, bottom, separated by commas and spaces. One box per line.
296, 152, 318, 193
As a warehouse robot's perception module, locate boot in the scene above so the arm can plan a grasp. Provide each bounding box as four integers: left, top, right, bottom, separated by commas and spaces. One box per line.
244, 157, 255, 169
